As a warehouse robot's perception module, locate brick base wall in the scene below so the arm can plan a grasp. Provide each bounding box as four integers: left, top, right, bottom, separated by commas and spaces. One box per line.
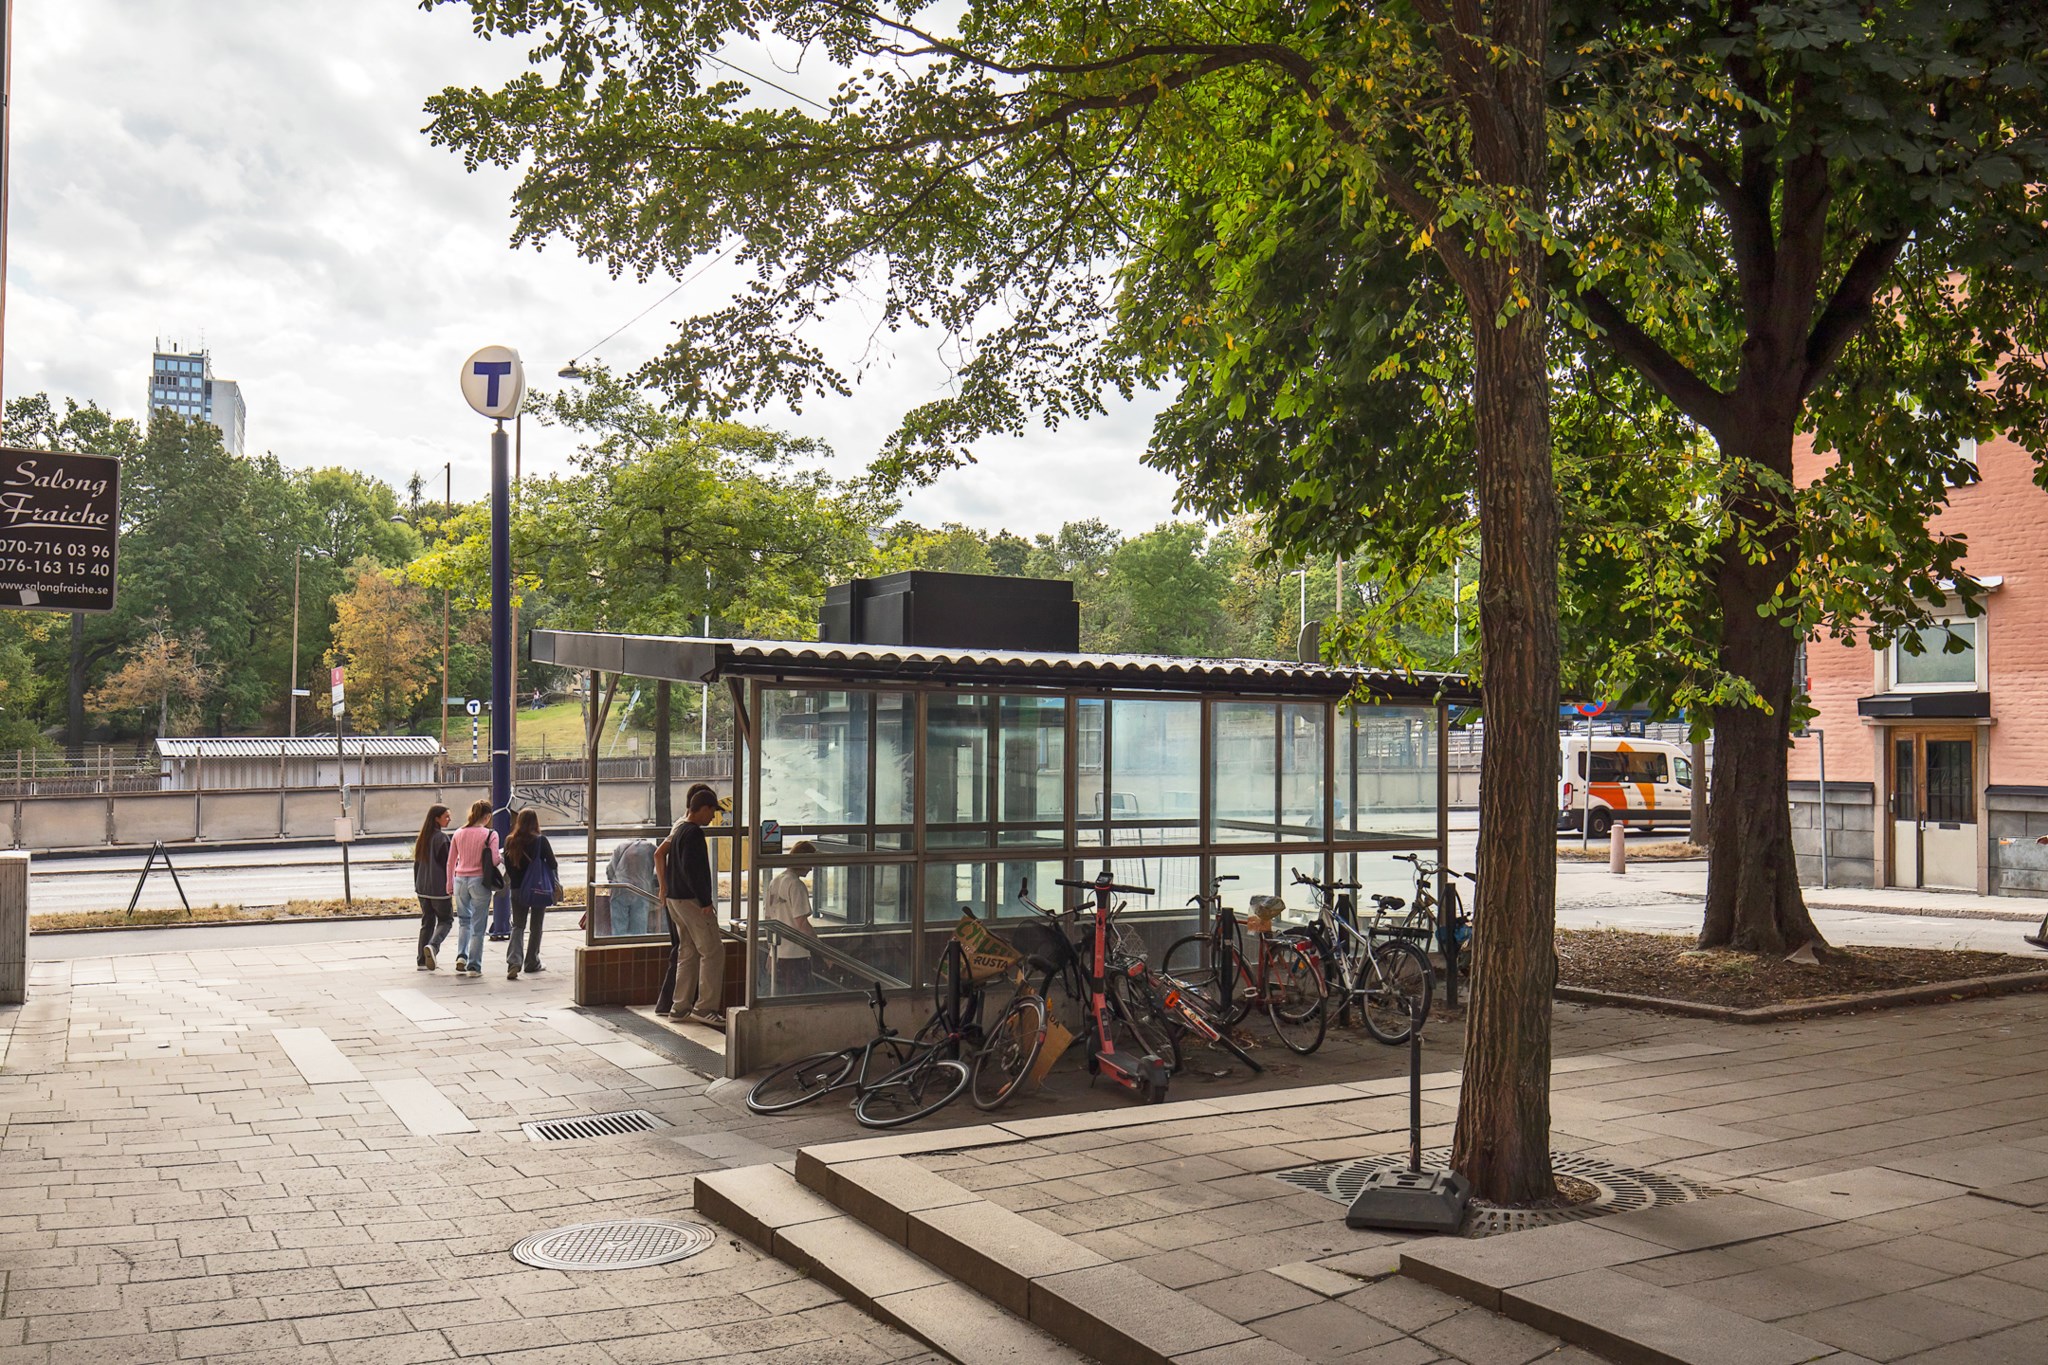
571, 937, 748, 1008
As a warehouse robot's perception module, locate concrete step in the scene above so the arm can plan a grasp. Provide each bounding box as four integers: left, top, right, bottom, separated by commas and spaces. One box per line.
792, 1146, 1307, 1365
695, 1163, 1089, 1364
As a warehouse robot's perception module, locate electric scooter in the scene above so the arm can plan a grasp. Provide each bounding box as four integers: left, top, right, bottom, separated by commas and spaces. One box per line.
1056, 865, 1172, 1104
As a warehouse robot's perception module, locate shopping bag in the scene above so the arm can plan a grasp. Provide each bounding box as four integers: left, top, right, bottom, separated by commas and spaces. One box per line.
1028, 1018, 1075, 1086
954, 913, 1022, 984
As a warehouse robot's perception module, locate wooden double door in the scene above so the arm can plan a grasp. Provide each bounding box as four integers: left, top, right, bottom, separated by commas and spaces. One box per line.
1889, 728, 1977, 891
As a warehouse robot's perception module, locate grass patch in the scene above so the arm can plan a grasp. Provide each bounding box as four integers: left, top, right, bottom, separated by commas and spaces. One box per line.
33, 895, 583, 933
1557, 840, 1706, 863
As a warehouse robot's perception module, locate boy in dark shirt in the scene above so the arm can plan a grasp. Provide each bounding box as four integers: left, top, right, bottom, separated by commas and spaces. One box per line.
656, 785, 724, 1027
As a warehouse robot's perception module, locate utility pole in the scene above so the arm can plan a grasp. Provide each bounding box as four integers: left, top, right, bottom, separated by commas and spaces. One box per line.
440, 461, 451, 774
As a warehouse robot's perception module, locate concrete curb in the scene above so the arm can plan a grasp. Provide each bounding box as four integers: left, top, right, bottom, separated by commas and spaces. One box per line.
1556, 966, 2048, 1023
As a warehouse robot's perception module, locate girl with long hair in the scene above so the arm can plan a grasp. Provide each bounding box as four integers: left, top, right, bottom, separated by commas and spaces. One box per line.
412, 804, 454, 970
501, 808, 560, 980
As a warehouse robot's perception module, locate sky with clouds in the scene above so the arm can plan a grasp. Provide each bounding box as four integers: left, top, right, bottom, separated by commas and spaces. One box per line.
3, 1, 1184, 536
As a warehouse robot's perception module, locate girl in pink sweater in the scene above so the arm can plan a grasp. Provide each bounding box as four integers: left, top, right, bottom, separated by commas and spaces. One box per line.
446, 800, 501, 976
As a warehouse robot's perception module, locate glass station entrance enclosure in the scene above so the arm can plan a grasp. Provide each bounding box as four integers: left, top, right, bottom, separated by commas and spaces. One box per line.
530, 631, 1475, 1075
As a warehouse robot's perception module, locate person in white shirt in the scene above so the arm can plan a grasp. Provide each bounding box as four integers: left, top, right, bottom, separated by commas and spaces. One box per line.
763, 841, 817, 994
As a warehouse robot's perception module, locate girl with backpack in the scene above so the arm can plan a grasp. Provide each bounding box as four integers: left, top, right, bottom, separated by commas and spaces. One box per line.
445, 799, 501, 977
412, 804, 454, 970
502, 808, 560, 980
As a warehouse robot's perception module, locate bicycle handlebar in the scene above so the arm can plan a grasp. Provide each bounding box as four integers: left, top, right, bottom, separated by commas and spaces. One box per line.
1055, 877, 1155, 896
1290, 869, 1361, 891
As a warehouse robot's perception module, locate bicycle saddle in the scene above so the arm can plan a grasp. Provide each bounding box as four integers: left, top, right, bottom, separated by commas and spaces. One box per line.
1370, 894, 1405, 911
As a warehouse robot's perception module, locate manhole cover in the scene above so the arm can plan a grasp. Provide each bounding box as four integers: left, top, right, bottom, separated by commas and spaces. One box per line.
511, 1218, 715, 1270
521, 1110, 668, 1143
1273, 1149, 1714, 1238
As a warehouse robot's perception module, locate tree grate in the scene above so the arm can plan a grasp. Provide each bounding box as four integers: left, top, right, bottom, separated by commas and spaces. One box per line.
521, 1109, 668, 1143
1272, 1149, 1715, 1238
512, 1218, 714, 1270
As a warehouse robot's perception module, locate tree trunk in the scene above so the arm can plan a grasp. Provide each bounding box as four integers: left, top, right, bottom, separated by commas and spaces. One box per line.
67, 613, 87, 754
1452, 301, 1561, 1205
1698, 416, 1826, 954
653, 680, 673, 828
1689, 733, 1709, 845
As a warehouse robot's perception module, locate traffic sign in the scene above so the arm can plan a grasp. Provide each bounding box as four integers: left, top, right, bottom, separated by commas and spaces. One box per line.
330, 666, 346, 718
465, 698, 482, 717
0, 446, 121, 613
1574, 700, 1609, 718
460, 346, 526, 420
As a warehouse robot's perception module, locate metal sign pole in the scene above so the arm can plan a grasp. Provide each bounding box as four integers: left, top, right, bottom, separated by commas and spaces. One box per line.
1815, 728, 1829, 891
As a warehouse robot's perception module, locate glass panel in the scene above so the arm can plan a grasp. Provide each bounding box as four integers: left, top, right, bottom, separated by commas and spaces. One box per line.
925, 693, 992, 848
1281, 704, 1326, 839
1895, 622, 1977, 687
1076, 697, 1106, 847
759, 688, 869, 853
1214, 852, 1284, 906
1212, 701, 1280, 843
1894, 739, 1917, 821
998, 695, 1066, 845
1924, 739, 1974, 824
922, 859, 1070, 987
1337, 706, 1439, 840
1104, 856, 1201, 965
588, 834, 663, 942
874, 692, 915, 848
755, 861, 913, 999
1673, 757, 1692, 788
1108, 698, 1200, 848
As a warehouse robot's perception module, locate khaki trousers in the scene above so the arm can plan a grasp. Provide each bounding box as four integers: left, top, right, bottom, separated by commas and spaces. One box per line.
664, 898, 723, 1015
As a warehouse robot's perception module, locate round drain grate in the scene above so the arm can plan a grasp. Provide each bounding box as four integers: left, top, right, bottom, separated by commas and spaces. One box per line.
1272, 1149, 1713, 1238
512, 1218, 715, 1270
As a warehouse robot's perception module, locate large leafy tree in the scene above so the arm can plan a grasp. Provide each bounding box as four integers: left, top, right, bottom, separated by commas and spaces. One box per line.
1142, 1, 2048, 954
429, 0, 1562, 1201
328, 562, 441, 731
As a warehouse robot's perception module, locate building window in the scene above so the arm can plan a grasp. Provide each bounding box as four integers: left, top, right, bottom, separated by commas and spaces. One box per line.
1892, 620, 1979, 690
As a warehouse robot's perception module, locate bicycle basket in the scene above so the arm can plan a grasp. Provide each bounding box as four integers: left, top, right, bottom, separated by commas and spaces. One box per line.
954, 913, 1023, 983
1008, 919, 1079, 978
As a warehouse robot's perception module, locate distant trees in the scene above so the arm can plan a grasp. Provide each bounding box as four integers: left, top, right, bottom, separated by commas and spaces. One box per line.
327, 565, 439, 731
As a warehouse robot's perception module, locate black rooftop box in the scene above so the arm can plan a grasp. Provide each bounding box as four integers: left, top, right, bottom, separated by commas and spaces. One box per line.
821, 572, 1080, 652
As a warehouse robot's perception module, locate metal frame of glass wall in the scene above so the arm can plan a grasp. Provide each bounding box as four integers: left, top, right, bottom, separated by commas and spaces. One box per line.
737, 677, 1453, 1011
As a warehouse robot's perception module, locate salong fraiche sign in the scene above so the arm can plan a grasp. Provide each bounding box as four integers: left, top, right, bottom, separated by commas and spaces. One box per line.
0, 446, 121, 613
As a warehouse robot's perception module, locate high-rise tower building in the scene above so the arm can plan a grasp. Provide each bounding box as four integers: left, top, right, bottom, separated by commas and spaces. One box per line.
148, 343, 247, 456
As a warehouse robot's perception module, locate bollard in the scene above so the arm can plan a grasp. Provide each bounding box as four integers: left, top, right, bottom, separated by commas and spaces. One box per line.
0, 852, 27, 1004
1610, 820, 1627, 875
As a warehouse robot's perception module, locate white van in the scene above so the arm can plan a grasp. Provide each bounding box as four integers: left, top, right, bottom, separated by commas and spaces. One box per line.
1557, 736, 1694, 837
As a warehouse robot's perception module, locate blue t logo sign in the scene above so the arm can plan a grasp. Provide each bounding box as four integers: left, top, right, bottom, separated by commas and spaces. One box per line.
471, 360, 513, 408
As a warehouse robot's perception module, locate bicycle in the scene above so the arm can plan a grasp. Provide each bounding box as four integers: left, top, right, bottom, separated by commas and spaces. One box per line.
1390, 853, 1475, 1005
1163, 876, 1327, 1055
1287, 868, 1433, 1044
744, 957, 977, 1128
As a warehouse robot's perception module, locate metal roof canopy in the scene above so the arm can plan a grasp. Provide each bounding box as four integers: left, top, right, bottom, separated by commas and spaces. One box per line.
530, 631, 1476, 703
155, 736, 444, 758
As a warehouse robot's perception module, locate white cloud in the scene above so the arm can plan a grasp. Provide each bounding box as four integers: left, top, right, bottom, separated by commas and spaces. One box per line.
4, 0, 1184, 536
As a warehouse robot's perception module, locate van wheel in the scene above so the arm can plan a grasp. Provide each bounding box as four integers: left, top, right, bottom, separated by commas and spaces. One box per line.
1640, 825, 1657, 836
1588, 809, 1614, 838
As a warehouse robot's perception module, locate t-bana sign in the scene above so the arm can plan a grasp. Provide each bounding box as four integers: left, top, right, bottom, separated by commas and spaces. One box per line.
0, 446, 121, 613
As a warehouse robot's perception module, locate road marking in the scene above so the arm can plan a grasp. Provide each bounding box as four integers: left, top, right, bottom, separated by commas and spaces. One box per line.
372, 1076, 476, 1135
273, 1027, 363, 1084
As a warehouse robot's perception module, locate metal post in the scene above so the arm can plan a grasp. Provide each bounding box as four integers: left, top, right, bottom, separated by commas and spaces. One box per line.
440, 461, 451, 774
336, 711, 352, 908
1580, 713, 1594, 850
1814, 728, 1830, 891
490, 419, 513, 875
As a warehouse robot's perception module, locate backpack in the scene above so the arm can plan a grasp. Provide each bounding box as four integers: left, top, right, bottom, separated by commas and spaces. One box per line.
518, 844, 558, 909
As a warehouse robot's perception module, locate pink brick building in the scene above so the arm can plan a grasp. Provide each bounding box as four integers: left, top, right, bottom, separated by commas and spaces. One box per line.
1790, 431, 2048, 895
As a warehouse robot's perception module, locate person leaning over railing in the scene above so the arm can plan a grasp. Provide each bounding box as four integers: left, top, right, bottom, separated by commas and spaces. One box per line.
763, 841, 818, 994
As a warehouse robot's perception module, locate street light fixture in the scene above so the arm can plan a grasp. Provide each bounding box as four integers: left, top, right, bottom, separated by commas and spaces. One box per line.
558, 361, 586, 380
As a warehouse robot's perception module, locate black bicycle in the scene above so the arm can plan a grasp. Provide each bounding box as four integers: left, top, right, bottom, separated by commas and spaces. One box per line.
1288, 868, 1433, 1044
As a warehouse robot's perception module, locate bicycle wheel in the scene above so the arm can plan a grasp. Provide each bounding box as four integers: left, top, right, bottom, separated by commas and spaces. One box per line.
1264, 940, 1328, 1055
972, 992, 1048, 1110
855, 1055, 972, 1129
1107, 970, 1182, 1074
747, 1048, 858, 1114
1163, 933, 1247, 1026
1361, 940, 1433, 1045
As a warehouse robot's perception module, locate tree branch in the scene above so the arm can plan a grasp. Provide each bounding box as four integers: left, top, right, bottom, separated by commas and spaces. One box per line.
1570, 276, 1733, 433
1800, 232, 1910, 400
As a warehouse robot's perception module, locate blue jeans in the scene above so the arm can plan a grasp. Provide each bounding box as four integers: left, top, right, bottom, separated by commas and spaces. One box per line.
453, 876, 491, 966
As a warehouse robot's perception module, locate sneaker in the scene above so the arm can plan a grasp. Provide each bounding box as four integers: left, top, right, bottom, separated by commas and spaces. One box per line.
523, 961, 545, 974
488, 934, 509, 942
422, 945, 437, 972
416, 959, 430, 971
468, 962, 483, 977
454, 957, 467, 973
686, 1011, 727, 1032
507, 965, 520, 981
